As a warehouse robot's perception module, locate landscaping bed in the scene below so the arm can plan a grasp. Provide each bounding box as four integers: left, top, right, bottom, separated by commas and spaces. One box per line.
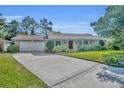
0, 53, 47, 88
64, 51, 124, 67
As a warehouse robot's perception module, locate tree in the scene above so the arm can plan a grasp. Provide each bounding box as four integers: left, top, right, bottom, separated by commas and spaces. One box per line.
40, 18, 53, 38
0, 13, 6, 30
91, 6, 124, 49
91, 6, 124, 37
0, 13, 8, 39
29, 18, 38, 35
99, 40, 105, 46
21, 16, 37, 35
46, 40, 54, 52
0, 31, 8, 39
5, 20, 19, 40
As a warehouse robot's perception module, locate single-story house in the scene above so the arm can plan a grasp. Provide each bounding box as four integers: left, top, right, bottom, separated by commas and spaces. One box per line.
11, 31, 100, 52
0, 38, 11, 51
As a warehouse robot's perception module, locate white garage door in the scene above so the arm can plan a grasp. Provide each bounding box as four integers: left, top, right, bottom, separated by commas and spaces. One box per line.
20, 41, 45, 52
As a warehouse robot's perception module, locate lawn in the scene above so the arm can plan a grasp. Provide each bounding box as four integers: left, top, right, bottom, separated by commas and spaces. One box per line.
0, 53, 47, 88
64, 51, 124, 65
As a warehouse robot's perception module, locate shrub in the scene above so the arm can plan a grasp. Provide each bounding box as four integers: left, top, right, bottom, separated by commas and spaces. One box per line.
90, 45, 103, 51
53, 45, 69, 53
46, 40, 54, 52
44, 47, 48, 52
7, 44, 19, 53
106, 40, 120, 50
105, 41, 113, 50
99, 40, 105, 46
103, 53, 124, 67
120, 41, 124, 49
78, 44, 106, 52
0, 48, 2, 51
78, 45, 91, 52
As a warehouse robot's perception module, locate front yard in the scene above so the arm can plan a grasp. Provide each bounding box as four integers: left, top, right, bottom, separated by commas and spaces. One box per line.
64, 51, 124, 67
0, 53, 47, 88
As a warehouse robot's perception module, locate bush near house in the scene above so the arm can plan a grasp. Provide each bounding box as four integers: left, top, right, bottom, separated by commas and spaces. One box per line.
7, 44, 19, 53
64, 51, 124, 67
46, 40, 54, 52
99, 40, 105, 46
105, 40, 120, 50
78, 44, 106, 52
53, 45, 69, 53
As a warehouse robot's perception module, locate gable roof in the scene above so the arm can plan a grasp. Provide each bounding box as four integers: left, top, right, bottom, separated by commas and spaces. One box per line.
11, 35, 47, 41
12, 31, 99, 41
48, 31, 99, 40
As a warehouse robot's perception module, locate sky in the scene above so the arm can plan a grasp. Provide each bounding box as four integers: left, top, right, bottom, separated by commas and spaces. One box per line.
0, 5, 107, 35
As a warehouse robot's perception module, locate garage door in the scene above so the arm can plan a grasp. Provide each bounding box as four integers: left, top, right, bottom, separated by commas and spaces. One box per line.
20, 41, 45, 52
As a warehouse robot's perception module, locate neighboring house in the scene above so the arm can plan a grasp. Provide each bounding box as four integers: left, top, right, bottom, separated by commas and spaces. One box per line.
11, 31, 100, 52
0, 38, 11, 51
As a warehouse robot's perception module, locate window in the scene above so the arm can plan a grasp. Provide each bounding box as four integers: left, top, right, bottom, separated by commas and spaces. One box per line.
83, 40, 88, 45
89, 40, 92, 44
79, 40, 82, 45
64, 41, 66, 44
78, 40, 82, 48
56, 41, 61, 46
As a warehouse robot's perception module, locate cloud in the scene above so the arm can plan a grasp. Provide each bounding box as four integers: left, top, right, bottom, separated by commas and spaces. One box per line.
77, 21, 89, 25
5, 16, 24, 22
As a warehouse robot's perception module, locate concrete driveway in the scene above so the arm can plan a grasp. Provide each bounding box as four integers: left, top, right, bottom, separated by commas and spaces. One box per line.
13, 53, 123, 88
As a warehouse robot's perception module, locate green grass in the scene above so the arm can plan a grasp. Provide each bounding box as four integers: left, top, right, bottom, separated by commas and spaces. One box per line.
0, 53, 48, 88
64, 50, 124, 63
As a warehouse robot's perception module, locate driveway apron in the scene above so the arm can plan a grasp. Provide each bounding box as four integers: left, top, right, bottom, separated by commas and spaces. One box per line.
13, 53, 98, 87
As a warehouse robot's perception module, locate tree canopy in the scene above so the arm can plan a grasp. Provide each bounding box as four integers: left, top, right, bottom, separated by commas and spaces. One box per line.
21, 16, 38, 35
0, 14, 53, 40
91, 5, 124, 49
5, 20, 19, 40
40, 18, 53, 38
0, 13, 6, 30
91, 6, 124, 38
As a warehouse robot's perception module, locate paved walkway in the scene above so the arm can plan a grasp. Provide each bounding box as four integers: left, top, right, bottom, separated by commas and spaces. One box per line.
13, 53, 123, 88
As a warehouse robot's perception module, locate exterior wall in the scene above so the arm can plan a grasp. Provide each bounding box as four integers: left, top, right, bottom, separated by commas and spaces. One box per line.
73, 40, 79, 51
13, 40, 47, 52
82, 40, 98, 45
19, 41, 46, 52
14, 41, 20, 46
3, 42, 11, 51
13, 39, 99, 52
52, 39, 99, 52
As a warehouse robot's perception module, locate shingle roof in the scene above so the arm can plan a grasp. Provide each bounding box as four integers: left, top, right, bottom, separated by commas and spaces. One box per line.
11, 35, 47, 41
48, 31, 99, 40
12, 31, 99, 41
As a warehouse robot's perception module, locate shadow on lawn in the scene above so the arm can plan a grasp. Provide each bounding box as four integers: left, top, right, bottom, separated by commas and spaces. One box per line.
96, 67, 124, 88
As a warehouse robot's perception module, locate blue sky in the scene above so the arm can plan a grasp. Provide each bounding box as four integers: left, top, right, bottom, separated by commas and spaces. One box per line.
0, 5, 107, 35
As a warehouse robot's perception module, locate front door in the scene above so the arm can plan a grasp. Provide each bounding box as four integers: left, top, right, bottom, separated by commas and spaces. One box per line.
68, 41, 73, 49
